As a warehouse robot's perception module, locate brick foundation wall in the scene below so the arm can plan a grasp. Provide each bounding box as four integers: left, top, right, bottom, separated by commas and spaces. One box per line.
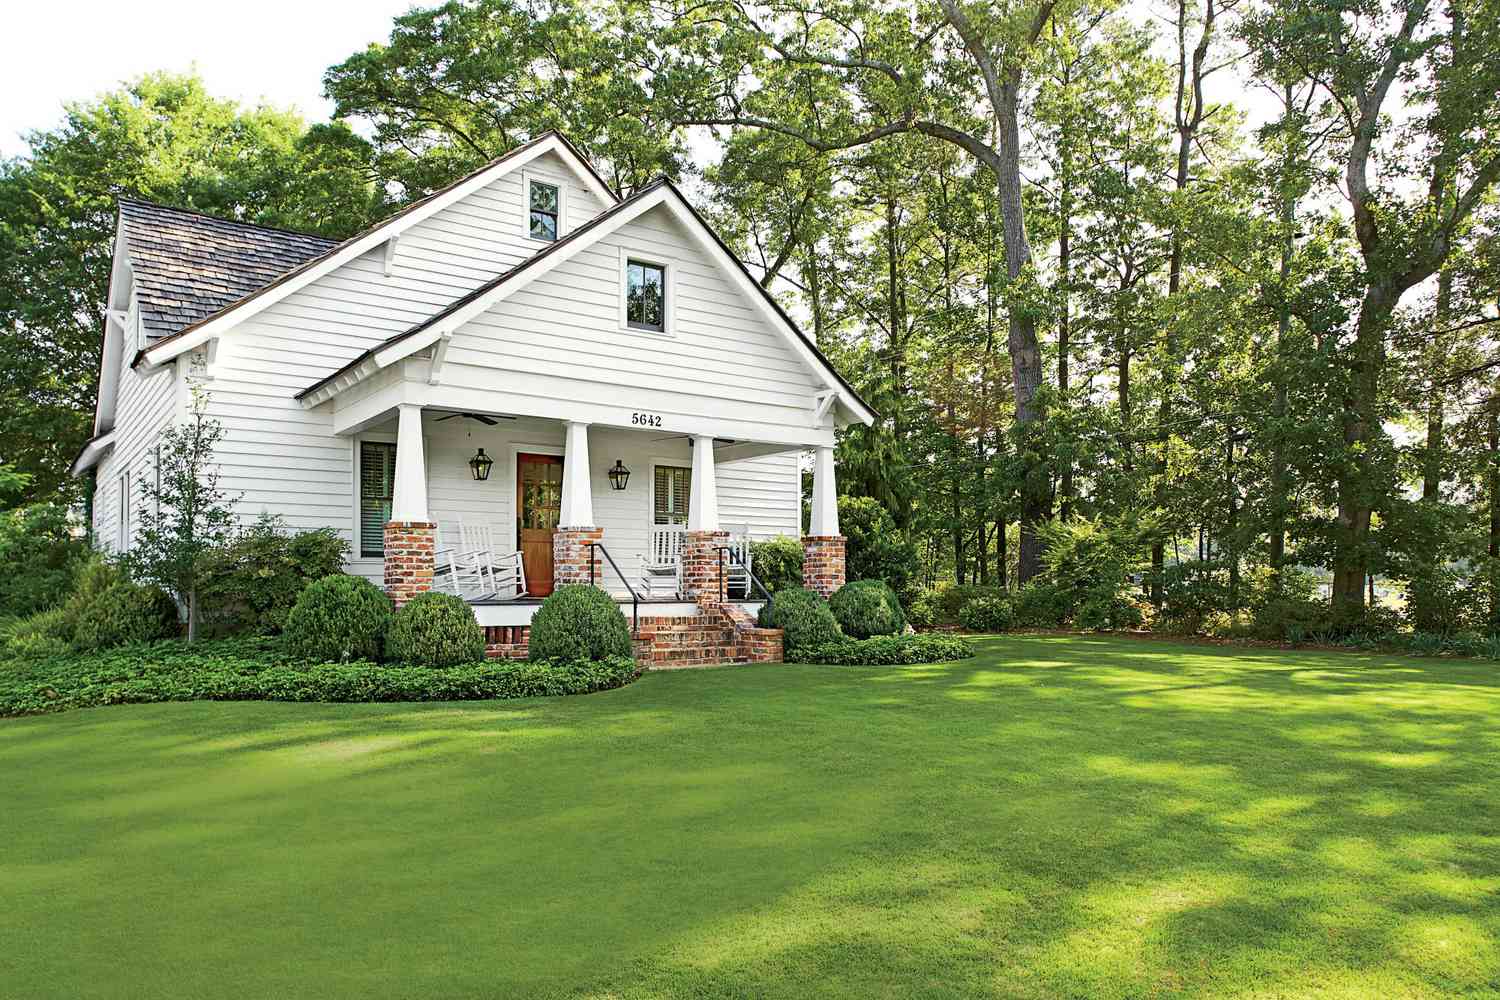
681, 530, 730, 604
384, 521, 436, 606
553, 527, 604, 587
802, 535, 847, 598
483, 626, 530, 660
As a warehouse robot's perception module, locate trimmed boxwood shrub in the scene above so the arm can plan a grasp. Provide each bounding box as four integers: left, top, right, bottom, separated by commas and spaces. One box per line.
71, 582, 179, 651
283, 575, 392, 663
958, 596, 1014, 633
387, 592, 486, 666
798, 634, 973, 665
528, 584, 632, 662
828, 579, 906, 638
757, 586, 842, 654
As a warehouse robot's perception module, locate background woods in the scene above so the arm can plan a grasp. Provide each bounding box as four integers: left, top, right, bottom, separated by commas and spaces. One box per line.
2, 0, 1498, 628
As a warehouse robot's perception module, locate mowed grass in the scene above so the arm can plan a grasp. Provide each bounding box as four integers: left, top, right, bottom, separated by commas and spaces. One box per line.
3, 636, 1498, 998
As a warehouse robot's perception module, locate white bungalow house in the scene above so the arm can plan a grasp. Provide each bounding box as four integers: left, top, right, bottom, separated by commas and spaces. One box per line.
71, 132, 871, 664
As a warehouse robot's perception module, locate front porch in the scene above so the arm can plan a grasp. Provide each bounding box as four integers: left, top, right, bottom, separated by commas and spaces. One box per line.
352, 402, 847, 629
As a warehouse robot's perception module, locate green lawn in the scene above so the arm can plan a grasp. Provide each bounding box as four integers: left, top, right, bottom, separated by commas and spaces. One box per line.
3, 636, 1498, 998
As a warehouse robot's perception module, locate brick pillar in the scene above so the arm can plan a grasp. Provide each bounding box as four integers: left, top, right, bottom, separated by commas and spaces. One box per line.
681, 529, 730, 605
802, 535, 847, 598
384, 521, 436, 606
553, 527, 604, 587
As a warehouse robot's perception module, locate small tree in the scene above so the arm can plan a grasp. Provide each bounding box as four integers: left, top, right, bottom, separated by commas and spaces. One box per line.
125, 391, 238, 640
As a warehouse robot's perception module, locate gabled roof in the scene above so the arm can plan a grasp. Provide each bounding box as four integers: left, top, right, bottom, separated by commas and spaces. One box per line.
118, 200, 338, 342
135, 131, 620, 369
296, 178, 876, 426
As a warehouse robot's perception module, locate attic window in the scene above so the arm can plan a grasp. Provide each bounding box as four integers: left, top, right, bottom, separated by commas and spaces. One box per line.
529, 180, 559, 241
625, 259, 666, 332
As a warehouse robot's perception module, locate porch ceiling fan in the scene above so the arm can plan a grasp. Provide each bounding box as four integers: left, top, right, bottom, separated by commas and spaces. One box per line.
433, 410, 514, 426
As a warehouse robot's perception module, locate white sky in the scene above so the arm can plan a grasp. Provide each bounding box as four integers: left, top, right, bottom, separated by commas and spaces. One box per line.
0, 0, 417, 158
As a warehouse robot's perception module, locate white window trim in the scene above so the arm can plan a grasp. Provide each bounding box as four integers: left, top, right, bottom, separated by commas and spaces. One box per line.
118, 470, 130, 553
352, 431, 427, 564
619, 246, 675, 337
521, 169, 566, 244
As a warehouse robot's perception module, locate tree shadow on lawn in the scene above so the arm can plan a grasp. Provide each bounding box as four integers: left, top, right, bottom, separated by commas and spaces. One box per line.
2, 637, 1498, 998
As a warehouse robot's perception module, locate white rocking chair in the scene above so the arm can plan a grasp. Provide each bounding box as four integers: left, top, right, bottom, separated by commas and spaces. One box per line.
639, 524, 685, 600
432, 519, 528, 602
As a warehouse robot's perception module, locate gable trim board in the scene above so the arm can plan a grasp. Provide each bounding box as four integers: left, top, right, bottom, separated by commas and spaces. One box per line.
69, 431, 116, 477
295, 179, 876, 428
135, 131, 620, 374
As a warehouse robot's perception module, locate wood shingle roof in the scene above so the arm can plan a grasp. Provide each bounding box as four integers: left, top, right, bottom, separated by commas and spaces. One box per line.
117, 199, 337, 341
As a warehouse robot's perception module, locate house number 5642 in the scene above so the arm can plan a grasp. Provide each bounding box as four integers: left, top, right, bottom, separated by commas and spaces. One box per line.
631, 412, 663, 427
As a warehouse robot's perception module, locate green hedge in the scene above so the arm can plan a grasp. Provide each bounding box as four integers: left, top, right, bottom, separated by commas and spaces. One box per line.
795, 634, 973, 665
0, 637, 639, 717
958, 596, 1014, 632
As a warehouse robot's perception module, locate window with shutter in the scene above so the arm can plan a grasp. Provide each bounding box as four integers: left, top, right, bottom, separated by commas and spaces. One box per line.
359, 441, 397, 558
654, 465, 691, 526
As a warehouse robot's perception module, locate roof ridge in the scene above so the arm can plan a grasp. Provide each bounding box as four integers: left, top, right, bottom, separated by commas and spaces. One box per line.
117, 197, 340, 243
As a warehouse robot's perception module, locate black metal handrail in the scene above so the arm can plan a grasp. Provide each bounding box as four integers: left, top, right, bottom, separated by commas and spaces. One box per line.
716, 545, 775, 608
587, 542, 640, 635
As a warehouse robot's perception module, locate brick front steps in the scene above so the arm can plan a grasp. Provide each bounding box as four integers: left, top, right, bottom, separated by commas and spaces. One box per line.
482, 609, 783, 669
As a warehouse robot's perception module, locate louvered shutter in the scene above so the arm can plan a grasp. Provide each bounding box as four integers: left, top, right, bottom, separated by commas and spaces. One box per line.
359, 442, 396, 557
654, 465, 691, 525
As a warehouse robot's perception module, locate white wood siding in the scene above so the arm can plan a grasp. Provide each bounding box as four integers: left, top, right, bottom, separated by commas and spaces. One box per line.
436, 204, 827, 444
105, 156, 809, 580
91, 294, 176, 552
192, 151, 609, 549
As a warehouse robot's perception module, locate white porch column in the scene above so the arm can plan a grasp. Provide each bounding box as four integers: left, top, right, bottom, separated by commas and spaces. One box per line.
688, 435, 720, 532
390, 403, 428, 521
809, 445, 839, 536
559, 420, 594, 528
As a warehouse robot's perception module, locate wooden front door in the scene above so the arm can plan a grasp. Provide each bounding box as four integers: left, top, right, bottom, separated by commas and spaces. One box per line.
517, 453, 563, 596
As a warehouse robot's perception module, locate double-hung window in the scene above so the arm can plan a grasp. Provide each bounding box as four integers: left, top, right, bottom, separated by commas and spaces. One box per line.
654, 465, 690, 526
118, 472, 130, 552
626, 259, 666, 332
359, 441, 397, 558
529, 180, 559, 242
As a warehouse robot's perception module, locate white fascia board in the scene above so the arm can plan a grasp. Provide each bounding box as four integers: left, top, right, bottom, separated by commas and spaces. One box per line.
141, 135, 616, 368
374, 323, 451, 369
92, 218, 131, 434
298, 355, 383, 409
70, 431, 116, 476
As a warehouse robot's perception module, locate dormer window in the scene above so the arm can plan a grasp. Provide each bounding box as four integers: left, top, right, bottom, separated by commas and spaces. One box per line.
529, 179, 559, 242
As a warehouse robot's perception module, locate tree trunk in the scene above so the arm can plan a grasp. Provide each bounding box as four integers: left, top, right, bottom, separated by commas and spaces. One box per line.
1421, 269, 1454, 501
996, 516, 1008, 590
1152, 0, 1215, 606
1489, 397, 1500, 629
1331, 282, 1396, 610
1268, 115, 1295, 588
996, 78, 1050, 584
